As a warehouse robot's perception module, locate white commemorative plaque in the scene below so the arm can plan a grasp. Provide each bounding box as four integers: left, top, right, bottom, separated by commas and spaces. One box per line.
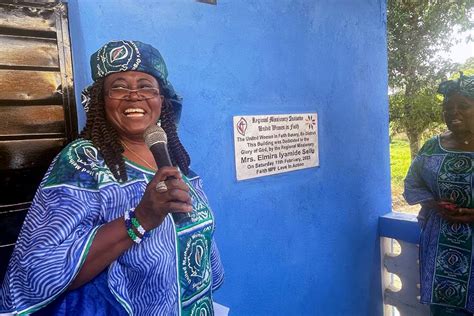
233, 113, 318, 180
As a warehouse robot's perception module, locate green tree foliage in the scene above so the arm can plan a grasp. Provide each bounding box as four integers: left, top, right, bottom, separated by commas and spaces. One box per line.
389, 88, 443, 156
388, 0, 473, 159
457, 56, 474, 76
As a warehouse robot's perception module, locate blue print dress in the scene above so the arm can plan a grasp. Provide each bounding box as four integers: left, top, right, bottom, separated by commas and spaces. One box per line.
0, 139, 224, 315
404, 136, 474, 311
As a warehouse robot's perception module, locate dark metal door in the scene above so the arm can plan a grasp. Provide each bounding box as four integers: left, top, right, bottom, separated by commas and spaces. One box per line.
0, 0, 76, 280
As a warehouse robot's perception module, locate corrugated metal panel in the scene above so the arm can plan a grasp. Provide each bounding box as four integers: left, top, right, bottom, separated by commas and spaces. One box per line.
0, 105, 65, 136
0, 138, 65, 169
0, 0, 76, 280
0, 2, 56, 33
0, 35, 59, 68
0, 202, 30, 245
0, 70, 62, 101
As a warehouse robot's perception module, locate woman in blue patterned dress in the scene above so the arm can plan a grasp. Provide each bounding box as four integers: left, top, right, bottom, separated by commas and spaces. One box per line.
0, 40, 224, 315
404, 73, 474, 316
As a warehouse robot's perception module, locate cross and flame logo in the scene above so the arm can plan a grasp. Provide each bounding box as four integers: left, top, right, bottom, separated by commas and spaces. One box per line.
236, 117, 248, 136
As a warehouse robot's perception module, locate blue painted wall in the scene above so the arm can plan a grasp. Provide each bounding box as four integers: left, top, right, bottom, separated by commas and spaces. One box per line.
67, 1, 390, 315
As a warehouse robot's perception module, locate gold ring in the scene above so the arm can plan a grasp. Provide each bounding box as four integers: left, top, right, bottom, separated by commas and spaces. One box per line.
155, 181, 168, 193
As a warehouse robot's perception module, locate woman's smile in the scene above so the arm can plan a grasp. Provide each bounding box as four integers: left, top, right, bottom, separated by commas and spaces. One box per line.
123, 107, 146, 117
448, 117, 463, 125
443, 93, 474, 134
103, 71, 163, 140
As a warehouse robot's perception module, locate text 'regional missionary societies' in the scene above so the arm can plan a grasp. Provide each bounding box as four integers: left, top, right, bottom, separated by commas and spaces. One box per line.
233, 113, 318, 180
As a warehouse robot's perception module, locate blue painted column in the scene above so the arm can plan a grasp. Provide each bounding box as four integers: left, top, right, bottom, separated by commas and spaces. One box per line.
68, 1, 390, 315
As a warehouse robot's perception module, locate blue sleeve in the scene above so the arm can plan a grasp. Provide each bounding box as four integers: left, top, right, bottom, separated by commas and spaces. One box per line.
210, 239, 224, 291
0, 142, 104, 314
403, 154, 435, 206
403, 144, 439, 228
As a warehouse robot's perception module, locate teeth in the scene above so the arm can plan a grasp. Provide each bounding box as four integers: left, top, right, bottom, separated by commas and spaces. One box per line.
126, 113, 144, 117
124, 108, 145, 117
124, 108, 145, 114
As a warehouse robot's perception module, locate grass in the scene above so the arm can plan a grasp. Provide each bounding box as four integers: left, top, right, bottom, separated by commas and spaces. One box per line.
390, 138, 412, 195
390, 137, 420, 214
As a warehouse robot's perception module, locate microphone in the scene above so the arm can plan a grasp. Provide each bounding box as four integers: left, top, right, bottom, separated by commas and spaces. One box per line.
144, 125, 173, 169
144, 125, 191, 224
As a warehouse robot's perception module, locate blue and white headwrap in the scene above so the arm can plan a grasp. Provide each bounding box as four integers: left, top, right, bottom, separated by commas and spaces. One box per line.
438, 72, 474, 101
81, 40, 182, 124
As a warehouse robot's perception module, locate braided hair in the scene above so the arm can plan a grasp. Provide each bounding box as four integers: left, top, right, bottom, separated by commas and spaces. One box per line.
80, 79, 191, 182
160, 98, 191, 175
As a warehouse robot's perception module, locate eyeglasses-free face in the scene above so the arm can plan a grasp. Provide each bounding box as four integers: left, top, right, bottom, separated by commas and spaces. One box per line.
443, 92, 474, 134
108, 87, 160, 100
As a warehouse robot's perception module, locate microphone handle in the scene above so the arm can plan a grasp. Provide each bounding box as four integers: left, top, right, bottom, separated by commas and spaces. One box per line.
149, 142, 191, 225
150, 142, 173, 168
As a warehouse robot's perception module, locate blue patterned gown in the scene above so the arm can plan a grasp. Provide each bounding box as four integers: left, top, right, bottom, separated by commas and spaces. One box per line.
0, 139, 224, 315
404, 136, 474, 311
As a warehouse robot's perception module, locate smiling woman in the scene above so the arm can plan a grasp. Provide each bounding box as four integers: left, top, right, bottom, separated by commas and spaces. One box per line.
404, 74, 474, 315
442, 93, 474, 145
0, 40, 224, 316
104, 72, 164, 145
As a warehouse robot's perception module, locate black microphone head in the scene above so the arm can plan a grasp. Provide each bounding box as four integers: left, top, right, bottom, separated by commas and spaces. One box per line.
144, 125, 167, 148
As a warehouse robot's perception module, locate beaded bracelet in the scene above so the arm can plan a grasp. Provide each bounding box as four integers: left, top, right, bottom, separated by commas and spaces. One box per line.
129, 208, 150, 239
124, 209, 142, 244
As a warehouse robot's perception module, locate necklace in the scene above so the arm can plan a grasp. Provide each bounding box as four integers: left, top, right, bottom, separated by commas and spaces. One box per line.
460, 135, 473, 145
121, 141, 156, 170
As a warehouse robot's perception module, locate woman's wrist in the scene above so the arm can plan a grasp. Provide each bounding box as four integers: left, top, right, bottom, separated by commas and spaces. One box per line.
134, 204, 165, 231
124, 208, 145, 244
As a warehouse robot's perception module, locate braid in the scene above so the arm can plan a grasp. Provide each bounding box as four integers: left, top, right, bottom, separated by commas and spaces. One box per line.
161, 98, 191, 175
79, 78, 127, 182
80, 79, 190, 180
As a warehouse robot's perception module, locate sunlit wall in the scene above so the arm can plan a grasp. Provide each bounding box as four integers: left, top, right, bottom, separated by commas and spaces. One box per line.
68, 0, 390, 314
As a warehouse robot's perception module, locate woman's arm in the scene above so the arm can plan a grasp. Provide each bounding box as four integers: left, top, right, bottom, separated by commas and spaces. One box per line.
436, 205, 474, 224
418, 199, 474, 224
68, 216, 133, 290
403, 151, 438, 229
70, 167, 192, 289
403, 154, 434, 206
